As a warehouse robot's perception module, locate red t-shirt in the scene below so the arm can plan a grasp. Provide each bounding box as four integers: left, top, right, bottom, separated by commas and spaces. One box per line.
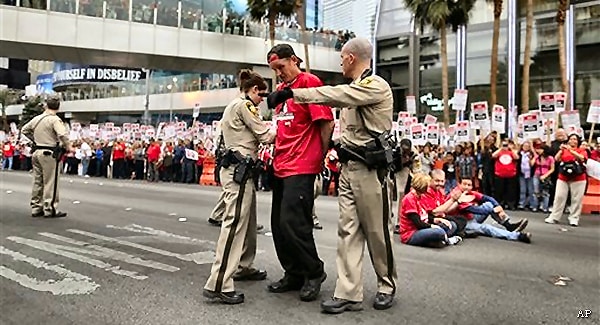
399, 190, 429, 244
147, 144, 161, 162
196, 147, 206, 166
272, 72, 334, 178
112, 143, 126, 160
420, 186, 447, 216
558, 148, 588, 182
2, 143, 15, 158
494, 149, 517, 178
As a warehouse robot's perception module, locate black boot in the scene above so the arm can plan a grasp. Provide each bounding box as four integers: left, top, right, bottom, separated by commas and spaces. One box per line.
202, 289, 244, 304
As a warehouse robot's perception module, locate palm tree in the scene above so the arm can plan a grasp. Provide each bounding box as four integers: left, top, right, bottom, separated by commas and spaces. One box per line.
487, 0, 503, 106
404, 0, 476, 126
295, 0, 311, 73
556, 0, 570, 110
247, 0, 298, 47
521, 0, 534, 113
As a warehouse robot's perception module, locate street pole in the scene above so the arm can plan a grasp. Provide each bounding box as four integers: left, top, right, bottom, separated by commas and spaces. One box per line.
507, 0, 517, 138
455, 24, 467, 122
143, 68, 152, 125
566, 2, 576, 111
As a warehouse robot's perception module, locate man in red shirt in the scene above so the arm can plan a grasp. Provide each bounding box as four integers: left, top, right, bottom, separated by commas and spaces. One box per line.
265, 44, 334, 302
2, 141, 15, 170
112, 139, 126, 179
146, 139, 161, 182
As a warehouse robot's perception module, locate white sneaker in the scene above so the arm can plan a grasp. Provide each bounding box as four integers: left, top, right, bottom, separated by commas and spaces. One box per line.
446, 236, 463, 245
544, 217, 557, 224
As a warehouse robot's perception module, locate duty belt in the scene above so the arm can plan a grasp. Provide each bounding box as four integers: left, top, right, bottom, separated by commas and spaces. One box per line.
34, 144, 57, 151
337, 146, 367, 164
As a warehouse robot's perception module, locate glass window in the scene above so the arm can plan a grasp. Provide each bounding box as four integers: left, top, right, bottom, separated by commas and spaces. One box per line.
132, 0, 155, 24
80, 0, 104, 17
106, 0, 129, 21
48, 0, 75, 13
156, 0, 179, 27
19, 0, 48, 10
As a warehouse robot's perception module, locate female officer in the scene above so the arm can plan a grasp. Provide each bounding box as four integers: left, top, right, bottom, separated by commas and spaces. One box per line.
203, 69, 275, 304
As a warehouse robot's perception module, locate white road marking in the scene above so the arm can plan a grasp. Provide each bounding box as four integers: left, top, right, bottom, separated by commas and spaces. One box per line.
106, 224, 215, 246
0, 245, 99, 295
39, 232, 180, 272
67, 229, 214, 265
7, 236, 151, 279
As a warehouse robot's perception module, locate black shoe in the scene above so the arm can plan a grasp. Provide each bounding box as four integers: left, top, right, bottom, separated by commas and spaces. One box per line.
267, 275, 304, 293
45, 211, 67, 218
208, 218, 222, 227
504, 218, 528, 232
299, 272, 327, 302
31, 211, 44, 218
373, 292, 394, 310
518, 232, 532, 244
313, 223, 323, 230
321, 297, 363, 314
463, 232, 479, 238
233, 268, 267, 281
202, 289, 244, 304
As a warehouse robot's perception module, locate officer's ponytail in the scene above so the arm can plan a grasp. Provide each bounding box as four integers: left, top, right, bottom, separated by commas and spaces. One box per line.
238, 69, 267, 93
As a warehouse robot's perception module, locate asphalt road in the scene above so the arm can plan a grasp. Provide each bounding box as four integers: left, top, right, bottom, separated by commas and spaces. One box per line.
0, 171, 598, 325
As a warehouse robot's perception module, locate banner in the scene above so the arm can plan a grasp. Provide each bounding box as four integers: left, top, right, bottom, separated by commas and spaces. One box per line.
52, 63, 146, 87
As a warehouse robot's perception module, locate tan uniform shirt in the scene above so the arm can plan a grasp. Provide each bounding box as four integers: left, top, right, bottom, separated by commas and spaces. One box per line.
292, 73, 393, 148
220, 97, 275, 159
21, 112, 69, 147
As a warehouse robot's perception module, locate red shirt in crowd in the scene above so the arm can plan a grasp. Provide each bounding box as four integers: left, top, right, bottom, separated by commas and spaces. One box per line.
591, 149, 600, 162
112, 142, 126, 160
399, 190, 429, 244
558, 147, 588, 182
2, 143, 15, 158
147, 143, 161, 162
494, 149, 517, 178
196, 147, 206, 166
272, 72, 334, 178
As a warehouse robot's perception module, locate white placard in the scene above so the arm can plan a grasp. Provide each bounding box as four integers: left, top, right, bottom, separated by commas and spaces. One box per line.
456, 121, 470, 143
560, 110, 581, 129
184, 148, 198, 161
587, 100, 600, 124
424, 114, 437, 125
410, 123, 425, 146
193, 103, 201, 118
426, 124, 439, 144
406, 96, 417, 115
586, 159, 600, 181
522, 113, 539, 140
492, 105, 506, 134
332, 120, 341, 140
471, 101, 489, 128
554, 92, 567, 112
452, 89, 468, 111
538, 92, 556, 118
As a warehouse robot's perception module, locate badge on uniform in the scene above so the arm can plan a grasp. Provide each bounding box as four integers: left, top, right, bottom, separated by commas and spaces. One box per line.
246, 101, 259, 116
358, 76, 374, 87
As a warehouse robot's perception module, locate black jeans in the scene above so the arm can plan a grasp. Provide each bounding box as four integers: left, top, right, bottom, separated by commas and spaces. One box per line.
271, 174, 324, 279
494, 176, 518, 209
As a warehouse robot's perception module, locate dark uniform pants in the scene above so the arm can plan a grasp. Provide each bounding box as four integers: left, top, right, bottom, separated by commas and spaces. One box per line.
204, 166, 257, 293
271, 174, 324, 279
335, 161, 397, 302
31, 150, 60, 216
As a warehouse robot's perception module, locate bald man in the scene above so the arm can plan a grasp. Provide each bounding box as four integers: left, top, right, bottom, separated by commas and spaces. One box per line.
268, 37, 397, 314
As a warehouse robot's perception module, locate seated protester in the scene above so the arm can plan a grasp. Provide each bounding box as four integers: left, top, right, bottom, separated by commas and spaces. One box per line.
422, 169, 469, 237
399, 173, 463, 248
456, 177, 528, 232
455, 178, 532, 243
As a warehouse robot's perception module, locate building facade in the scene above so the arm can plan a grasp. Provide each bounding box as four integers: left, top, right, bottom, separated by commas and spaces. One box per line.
375, 0, 599, 124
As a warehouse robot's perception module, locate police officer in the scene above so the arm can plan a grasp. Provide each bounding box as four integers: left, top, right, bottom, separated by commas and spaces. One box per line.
203, 69, 275, 304
267, 37, 397, 313
21, 95, 70, 218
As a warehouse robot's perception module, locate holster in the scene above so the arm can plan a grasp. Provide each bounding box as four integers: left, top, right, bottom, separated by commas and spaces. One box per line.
222, 149, 255, 184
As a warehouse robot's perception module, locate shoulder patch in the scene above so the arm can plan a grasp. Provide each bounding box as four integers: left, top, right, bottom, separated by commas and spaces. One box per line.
358, 76, 374, 86
245, 101, 259, 116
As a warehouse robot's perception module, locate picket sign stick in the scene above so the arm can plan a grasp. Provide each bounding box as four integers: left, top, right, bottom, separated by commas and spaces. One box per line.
590, 123, 596, 144
546, 123, 551, 146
